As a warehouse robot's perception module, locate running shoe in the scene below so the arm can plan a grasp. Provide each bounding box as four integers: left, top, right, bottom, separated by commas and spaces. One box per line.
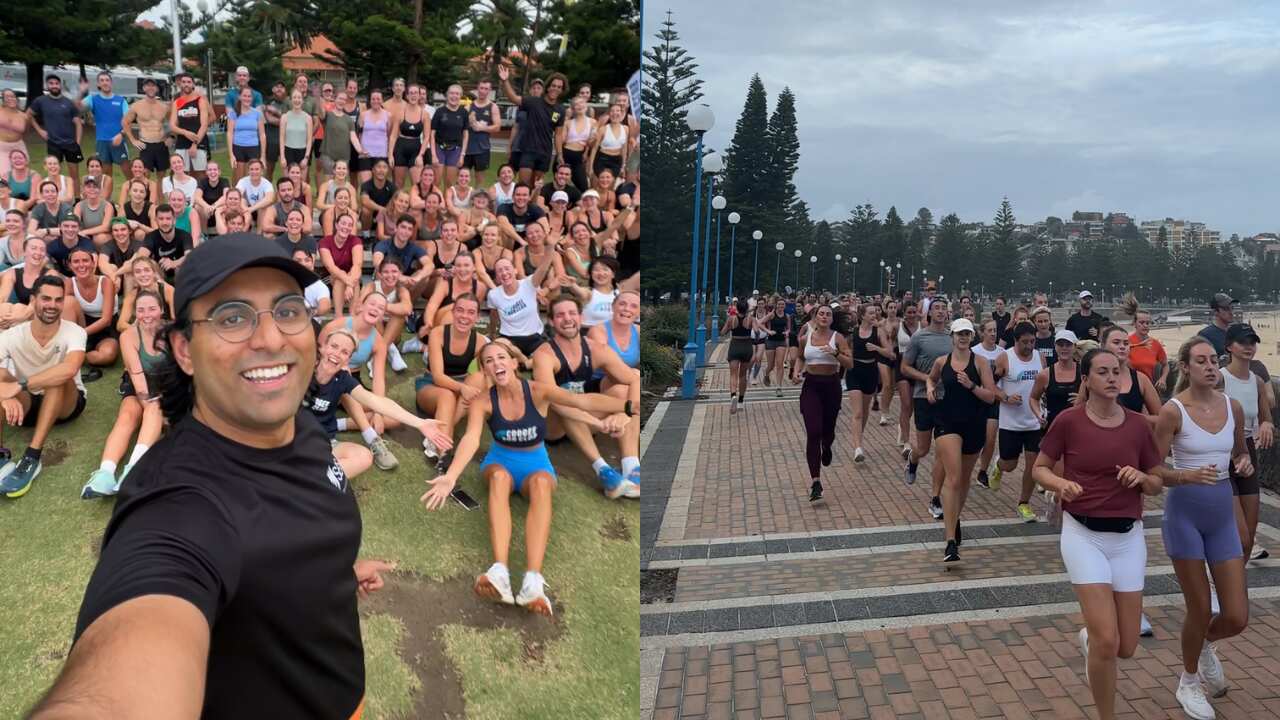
422, 436, 439, 459
0, 457, 15, 485
955, 519, 962, 547
904, 464, 917, 486
1199, 642, 1228, 697
623, 468, 641, 498
516, 572, 554, 616
369, 437, 399, 471
942, 540, 960, 564
929, 497, 944, 520
1140, 613, 1153, 637
1175, 676, 1216, 720
809, 481, 823, 502
1, 455, 41, 498
388, 346, 409, 373
474, 563, 515, 605
871, 397, 880, 412
878, 414, 891, 426
821, 444, 833, 467
401, 336, 423, 354
1252, 546, 1270, 561
1017, 503, 1037, 523
1079, 627, 1090, 683
81, 366, 103, 382
730, 397, 738, 415
901, 443, 912, 461
989, 465, 1002, 491
853, 447, 867, 463
599, 465, 627, 499
81, 469, 118, 499
775, 387, 782, 397
976, 469, 990, 489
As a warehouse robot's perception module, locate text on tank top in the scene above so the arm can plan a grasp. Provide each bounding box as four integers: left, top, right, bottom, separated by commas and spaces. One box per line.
999, 347, 1042, 430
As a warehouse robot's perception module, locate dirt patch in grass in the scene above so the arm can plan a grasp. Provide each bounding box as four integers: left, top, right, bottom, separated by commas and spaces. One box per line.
640, 568, 678, 605
599, 514, 632, 542
363, 572, 564, 720
41, 439, 70, 467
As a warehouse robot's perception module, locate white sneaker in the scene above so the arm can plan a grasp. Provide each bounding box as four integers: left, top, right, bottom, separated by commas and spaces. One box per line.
387, 344, 408, 373
1176, 675, 1216, 720
1140, 613, 1153, 637
1198, 643, 1228, 697
1210, 585, 1220, 616
422, 436, 439, 459
1251, 546, 1270, 561
1078, 627, 1090, 683
474, 563, 514, 605
516, 572, 553, 616
878, 415, 891, 426
401, 337, 423, 354
854, 447, 867, 463
730, 397, 738, 415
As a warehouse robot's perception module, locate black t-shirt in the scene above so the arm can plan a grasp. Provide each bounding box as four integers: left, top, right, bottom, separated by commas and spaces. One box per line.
539, 182, 581, 207
74, 412, 364, 719
30, 94, 80, 145
276, 234, 319, 257
144, 228, 194, 280
1034, 334, 1056, 365
46, 235, 97, 275
361, 179, 395, 209
517, 96, 565, 157
1065, 311, 1107, 341
431, 106, 470, 147
198, 177, 230, 206
105, 239, 143, 269
498, 202, 546, 238
992, 311, 1010, 338
305, 369, 361, 437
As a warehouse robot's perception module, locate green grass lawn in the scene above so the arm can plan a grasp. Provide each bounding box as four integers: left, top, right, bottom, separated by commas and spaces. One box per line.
0, 346, 639, 718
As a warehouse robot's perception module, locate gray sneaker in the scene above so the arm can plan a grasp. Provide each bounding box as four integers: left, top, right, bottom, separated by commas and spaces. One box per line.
369, 437, 399, 470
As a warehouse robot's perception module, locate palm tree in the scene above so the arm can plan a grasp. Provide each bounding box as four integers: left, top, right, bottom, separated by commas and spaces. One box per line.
467, 0, 532, 75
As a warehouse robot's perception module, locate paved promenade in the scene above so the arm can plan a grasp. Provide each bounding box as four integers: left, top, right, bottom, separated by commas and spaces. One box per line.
640, 342, 1280, 720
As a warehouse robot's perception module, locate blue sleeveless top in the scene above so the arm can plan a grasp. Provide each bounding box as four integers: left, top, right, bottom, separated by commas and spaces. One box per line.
344, 317, 377, 368
488, 379, 546, 449
594, 323, 639, 379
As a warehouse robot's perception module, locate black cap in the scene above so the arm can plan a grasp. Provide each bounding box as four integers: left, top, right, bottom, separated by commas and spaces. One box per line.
1211, 292, 1235, 310
1226, 323, 1260, 344
174, 233, 317, 320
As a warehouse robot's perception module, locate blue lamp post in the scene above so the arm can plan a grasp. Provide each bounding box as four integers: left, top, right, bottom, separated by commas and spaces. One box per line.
696, 152, 723, 366
834, 254, 842, 293
709, 194, 727, 347
773, 241, 785, 291
682, 104, 714, 399
752, 230, 763, 293
727, 212, 741, 302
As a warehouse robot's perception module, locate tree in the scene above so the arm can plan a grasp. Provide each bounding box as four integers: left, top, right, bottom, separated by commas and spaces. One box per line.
880, 205, 906, 267
639, 12, 703, 297
314, 0, 475, 93
537, 0, 639, 92
986, 197, 1021, 293
721, 75, 770, 234
812, 221, 835, 291
765, 87, 801, 235
189, 0, 287, 94
465, 0, 536, 79
930, 214, 968, 290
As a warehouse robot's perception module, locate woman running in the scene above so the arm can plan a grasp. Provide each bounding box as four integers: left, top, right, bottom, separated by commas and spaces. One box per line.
798, 303, 852, 502
764, 298, 790, 395
1220, 324, 1274, 565
721, 299, 754, 415
1154, 337, 1253, 719
972, 318, 1004, 490
749, 301, 770, 385
1030, 330, 1081, 432
928, 318, 998, 564
895, 300, 921, 456
416, 293, 488, 449
876, 299, 902, 428
847, 303, 892, 462
1032, 347, 1164, 720
1079, 326, 1162, 424
421, 341, 631, 616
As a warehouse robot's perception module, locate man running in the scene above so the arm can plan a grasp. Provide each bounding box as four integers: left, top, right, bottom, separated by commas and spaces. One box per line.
992, 321, 1045, 522
30, 234, 393, 718
1199, 292, 1270, 385
901, 299, 953, 519
77, 71, 130, 175
122, 79, 171, 182
169, 73, 213, 180
27, 75, 84, 186
1066, 290, 1107, 341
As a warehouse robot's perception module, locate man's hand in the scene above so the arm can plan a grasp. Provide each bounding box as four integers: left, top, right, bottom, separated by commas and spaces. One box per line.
2, 397, 24, 426
497, 64, 510, 82
354, 559, 396, 599
417, 419, 454, 452
601, 412, 631, 437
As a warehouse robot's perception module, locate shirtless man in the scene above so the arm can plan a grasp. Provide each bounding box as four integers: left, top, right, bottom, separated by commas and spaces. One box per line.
121, 79, 170, 182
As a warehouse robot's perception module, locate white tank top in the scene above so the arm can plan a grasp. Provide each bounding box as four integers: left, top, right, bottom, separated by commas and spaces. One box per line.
972, 343, 1002, 364
999, 347, 1042, 430
897, 321, 916, 353
804, 330, 840, 366
1170, 396, 1234, 481
601, 123, 627, 151
1220, 368, 1258, 439
582, 288, 615, 327
73, 276, 105, 316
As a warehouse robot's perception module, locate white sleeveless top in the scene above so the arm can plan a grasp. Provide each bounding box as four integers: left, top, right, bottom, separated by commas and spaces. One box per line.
1219, 368, 1257, 439
999, 347, 1042, 431
582, 288, 616, 327
804, 329, 840, 366
897, 321, 917, 353
972, 343, 1002, 364
1170, 395, 1234, 481
73, 276, 105, 316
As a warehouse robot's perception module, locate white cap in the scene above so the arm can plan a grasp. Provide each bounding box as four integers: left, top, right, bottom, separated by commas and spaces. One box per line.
1078, 290, 1092, 299
581, 189, 600, 200
950, 318, 975, 334
1054, 329, 1079, 344
235, 66, 250, 75
1031, 305, 1051, 317
550, 190, 570, 203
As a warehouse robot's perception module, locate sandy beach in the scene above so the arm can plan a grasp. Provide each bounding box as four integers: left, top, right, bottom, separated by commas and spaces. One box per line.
1143, 311, 1280, 375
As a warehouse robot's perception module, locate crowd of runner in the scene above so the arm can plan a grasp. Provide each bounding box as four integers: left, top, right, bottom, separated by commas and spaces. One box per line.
0, 63, 642, 621
723, 283, 1272, 720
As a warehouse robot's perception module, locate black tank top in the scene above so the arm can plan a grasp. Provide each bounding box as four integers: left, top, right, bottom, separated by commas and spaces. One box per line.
488, 379, 546, 449
851, 326, 878, 362
443, 277, 477, 308
124, 200, 151, 225
1045, 362, 1080, 427
939, 352, 985, 424
1117, 367, 1144, 413
768, 314, 787, 341
729, 317, 751, 339
441, 324, 476, 378
551, 336, 593, 390
434, 242, 462, 271
13, 266, 42, 304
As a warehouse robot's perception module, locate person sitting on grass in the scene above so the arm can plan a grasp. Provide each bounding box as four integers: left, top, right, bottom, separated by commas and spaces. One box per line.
116, 256, 175, 332
291, 249, 332, 318
304, 327, 452, 479
357, 260, 413, 373
318, 212, 363, 317
65, 247, 119, 382
0, 275, 88, 498
317, 293, 399, 470
421, 340, 633, 617
99, 218, 143, 287
533, 295, 642, 499
0, 237, 60, 330
82, 290, 167, 498
416, 293, 488, 466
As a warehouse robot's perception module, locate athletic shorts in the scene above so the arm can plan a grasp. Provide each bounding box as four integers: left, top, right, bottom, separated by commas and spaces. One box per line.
464, 151, 491, 171
518, 151, 550, 172
1163, 480, 1242, 564
311, 137, 323, 159
500, 332, 544, 358
176, 146, 208, 171
232, 144, 260, 163
393, 139, 422, 168
593, 152, 623, 177
264, 128, 280, 161
727, 339, 753, 363
844, 362, 879, 394
283, 146, 308, 165
998, 428, 1041, 460
141, 141, 170, 171
1230, 437, 1259, 496
435, 145, 463, 167
480, 442, 557, 494
913, 397, 938, 432
934, 420, 986, 455
95, 139, 128, 165
86, 321, 119, 351
986, 400, 1000, 421
359, 156, 388, 173
764, 338, 785, 351
47, 140, 84, 164
22, 389, 87, 427
1060, 513, 1146, 592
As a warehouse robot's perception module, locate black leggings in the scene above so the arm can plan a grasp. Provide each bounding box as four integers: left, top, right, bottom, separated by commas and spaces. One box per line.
800, 373, 842, 479
563, 147, 590, 192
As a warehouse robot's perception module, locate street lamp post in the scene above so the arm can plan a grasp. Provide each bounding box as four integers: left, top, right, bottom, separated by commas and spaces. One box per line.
696, 152, 723, 366
835, 254, 843, 294
774, 242, 785, 291
681, 104, 713, 399
895, 262, 901, 296
727, 212, 741, 302
852, 257, 859, 293
793, 249, 802, 289
879, 260, 885, 294
810, 255, 818, 287
752, 230, 763, 293
710, 195, 727, 345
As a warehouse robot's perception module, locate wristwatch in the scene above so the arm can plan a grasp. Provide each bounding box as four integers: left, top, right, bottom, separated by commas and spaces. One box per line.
17, 378, 27, 392
625, 400, 637, 417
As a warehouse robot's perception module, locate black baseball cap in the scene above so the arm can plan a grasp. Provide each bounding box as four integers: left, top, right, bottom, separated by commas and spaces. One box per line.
174, 233, 317, 320
1226, 323, 1260, 344
1211, 292, 1235, 310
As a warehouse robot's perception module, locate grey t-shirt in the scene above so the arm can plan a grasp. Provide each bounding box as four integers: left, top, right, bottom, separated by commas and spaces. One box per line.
903, 327, 954, 399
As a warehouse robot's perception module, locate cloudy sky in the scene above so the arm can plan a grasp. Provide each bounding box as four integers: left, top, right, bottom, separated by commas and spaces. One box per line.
645, 1, 1280, 237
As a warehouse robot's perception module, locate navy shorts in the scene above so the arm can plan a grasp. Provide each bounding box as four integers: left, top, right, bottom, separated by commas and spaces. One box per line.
95, 139, 128, 165
435, 145, 463, 167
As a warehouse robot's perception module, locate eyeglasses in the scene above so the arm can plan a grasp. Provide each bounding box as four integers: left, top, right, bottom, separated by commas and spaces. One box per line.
191, 295, 312, 343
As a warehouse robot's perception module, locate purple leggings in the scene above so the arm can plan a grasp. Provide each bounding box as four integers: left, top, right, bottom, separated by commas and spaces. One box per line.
800, 373, 842, 478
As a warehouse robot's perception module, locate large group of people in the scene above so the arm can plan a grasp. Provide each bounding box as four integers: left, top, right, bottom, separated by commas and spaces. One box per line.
724, 282, 1273, 720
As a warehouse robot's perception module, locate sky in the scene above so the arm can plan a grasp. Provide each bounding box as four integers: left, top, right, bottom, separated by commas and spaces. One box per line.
644, 1, 1280, 238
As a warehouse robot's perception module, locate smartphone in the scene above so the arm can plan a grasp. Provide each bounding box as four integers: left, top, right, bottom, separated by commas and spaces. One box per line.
451, 488, 479, 511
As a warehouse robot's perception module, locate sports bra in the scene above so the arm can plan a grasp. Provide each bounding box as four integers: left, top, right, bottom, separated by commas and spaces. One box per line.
73, 276, 105, 316
565, 117, 592, 145
600, 123, 627, 151
1170, 396, 1234, 481
441, 324, 477, 378
6, 171, 32, 199
607, 323, 640, 369
398, 108, 424, 138
488, 379, 546, 449
1117, 367, 1145, 413
551, 336, 593, 392
729, 317, 752, 339
804, 330, 840, 366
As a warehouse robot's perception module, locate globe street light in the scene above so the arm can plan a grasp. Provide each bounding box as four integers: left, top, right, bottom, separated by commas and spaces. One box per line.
751, 230, 763, 292
835, 254, 843, 294
879, 259, 885, 294
709, 194, 727, 344
696, 152, 723, 366
726, 212, 741, 302
810, 255, 818, 287
682, 104, 713, 399
895, 262, 902, 295
774, 242, 785, 291
793, 249, 802, 289
852, 256, 859, 293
